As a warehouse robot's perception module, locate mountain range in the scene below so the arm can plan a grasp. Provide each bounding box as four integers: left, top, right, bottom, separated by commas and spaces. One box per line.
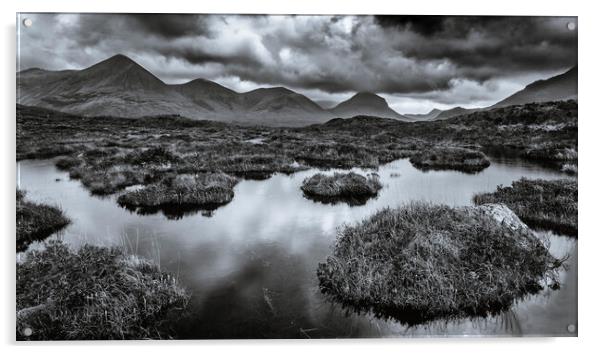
17, 54, 411, 126
17, 54, 577, 126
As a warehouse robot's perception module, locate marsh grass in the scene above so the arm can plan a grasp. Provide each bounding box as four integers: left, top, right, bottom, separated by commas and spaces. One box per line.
301, 172, 382, 206
473, 178, 577, 236
409, 146, 491, 173
54, 156, 82, 171
317, 203, 562, 325
16, 100, 577, 208
16, 190, 70, 252
117, 172, 238, 218
16, 240, 189, 340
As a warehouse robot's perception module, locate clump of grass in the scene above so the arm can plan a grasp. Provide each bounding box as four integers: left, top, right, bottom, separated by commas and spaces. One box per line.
409, 146, 490, 173
54, 156, 82, 171
77, 165, 147, 195
16, 190, 70, 252
296, 143, 380, 168
473, 178, 577, 236
125, 146, 180, 165
561, 163, 578, 175
117, 172, 238, 218
301, 172, 382, 206
17, 241, 189, 340
317, 203, 562, 325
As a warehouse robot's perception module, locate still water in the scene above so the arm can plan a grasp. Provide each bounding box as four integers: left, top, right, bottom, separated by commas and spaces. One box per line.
17, 157, 577, 338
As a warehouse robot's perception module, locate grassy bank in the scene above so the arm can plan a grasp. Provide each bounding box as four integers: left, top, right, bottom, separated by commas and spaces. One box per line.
117, 172, 238, 218
473, 178, 577, 236
17, 241, 189, 340
317, 203, 562, 325
16, 190, 70, 252
409, 146, 490, 173
301, 172, 382, 205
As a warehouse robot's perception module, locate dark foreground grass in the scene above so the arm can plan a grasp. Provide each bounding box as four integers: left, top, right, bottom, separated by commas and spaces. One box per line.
473, 178, 578, 237
317, 203, 562, 325
409, 146, 491, 173
117, 172, 238, 219
301, 172, 382, 206
17, 241, 189, 340
16, 190, 70, 252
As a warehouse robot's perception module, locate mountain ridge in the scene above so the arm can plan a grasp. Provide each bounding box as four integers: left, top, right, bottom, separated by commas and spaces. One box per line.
17, 54, 408, 127
425, 66, 577, 121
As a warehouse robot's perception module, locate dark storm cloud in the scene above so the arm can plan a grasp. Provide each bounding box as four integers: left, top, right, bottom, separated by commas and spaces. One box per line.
18, 14, 577, 109
381, 16, 577, 82
130, 14, 210, 38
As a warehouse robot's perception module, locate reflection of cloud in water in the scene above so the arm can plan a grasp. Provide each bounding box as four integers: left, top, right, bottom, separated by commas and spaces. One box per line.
17, 158, 577, 337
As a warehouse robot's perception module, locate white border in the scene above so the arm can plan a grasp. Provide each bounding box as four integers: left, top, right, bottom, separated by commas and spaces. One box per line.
2, 0, 600, 353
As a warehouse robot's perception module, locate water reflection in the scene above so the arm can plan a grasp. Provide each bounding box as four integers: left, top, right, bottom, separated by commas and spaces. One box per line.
16, 157, 577, 338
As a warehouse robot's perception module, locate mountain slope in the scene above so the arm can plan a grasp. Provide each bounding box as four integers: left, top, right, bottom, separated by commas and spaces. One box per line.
491, 66, 577, 108
429, 66, 577, 120
330, 92, 409, 121
406, 108, 442, 121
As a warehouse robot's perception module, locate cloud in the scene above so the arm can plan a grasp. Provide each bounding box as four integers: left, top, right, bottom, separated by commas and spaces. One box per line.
18, 14, 577, 110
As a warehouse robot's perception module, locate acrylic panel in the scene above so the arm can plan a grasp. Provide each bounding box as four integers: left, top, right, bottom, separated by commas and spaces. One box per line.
16, 13, 578, 340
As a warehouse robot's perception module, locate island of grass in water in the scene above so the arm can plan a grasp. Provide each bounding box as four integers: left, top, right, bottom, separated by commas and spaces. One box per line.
301, 172, 382, 206
317, 203, 563, 325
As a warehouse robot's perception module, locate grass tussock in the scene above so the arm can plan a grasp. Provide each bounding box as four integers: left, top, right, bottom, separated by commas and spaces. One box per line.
473, 178, 577, 236
16, 190, 70, 252
301, 172, 382, 206
117, 172, 238, 218
54, 156, 82, 171
410, 146, 491, 173
317, 203, 562, 325
17, 241, 189, 340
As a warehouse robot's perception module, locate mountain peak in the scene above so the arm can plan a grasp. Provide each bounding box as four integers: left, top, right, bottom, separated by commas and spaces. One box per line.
331, 92, 407, 120
102, 54, 137, 66
337, 92, 388, 109
350, 92, 386, 101
73, 53, 167, 92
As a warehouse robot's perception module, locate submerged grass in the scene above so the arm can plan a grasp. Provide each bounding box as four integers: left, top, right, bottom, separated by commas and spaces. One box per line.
473, 178, 578, 236
301, 172, 382, 206
17, 240, 189, 340
317, 203, 562, 325
117, 172, 238, 218
16, 190, 70, 252
409, 146, 491, 173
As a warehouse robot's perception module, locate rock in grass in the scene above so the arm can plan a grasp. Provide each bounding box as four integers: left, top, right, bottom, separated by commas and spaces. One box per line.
117, 172, 238, 218
410, 146, 490, 173
301, 172, 382, 206
473, 178, 577, 236
16, 241, 189, 340
16, 190, 70, 252
316, 203, 562, 325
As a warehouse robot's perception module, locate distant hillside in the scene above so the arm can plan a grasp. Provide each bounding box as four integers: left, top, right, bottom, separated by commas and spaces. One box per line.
423, 66, 577, 121
491, 66, 577, 108
330, 92, 410, 121
17, 54, 407, 127
406, 108, 442, 121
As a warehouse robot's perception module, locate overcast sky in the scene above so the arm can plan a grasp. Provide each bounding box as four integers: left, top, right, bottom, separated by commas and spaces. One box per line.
17, 14, 577, 113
